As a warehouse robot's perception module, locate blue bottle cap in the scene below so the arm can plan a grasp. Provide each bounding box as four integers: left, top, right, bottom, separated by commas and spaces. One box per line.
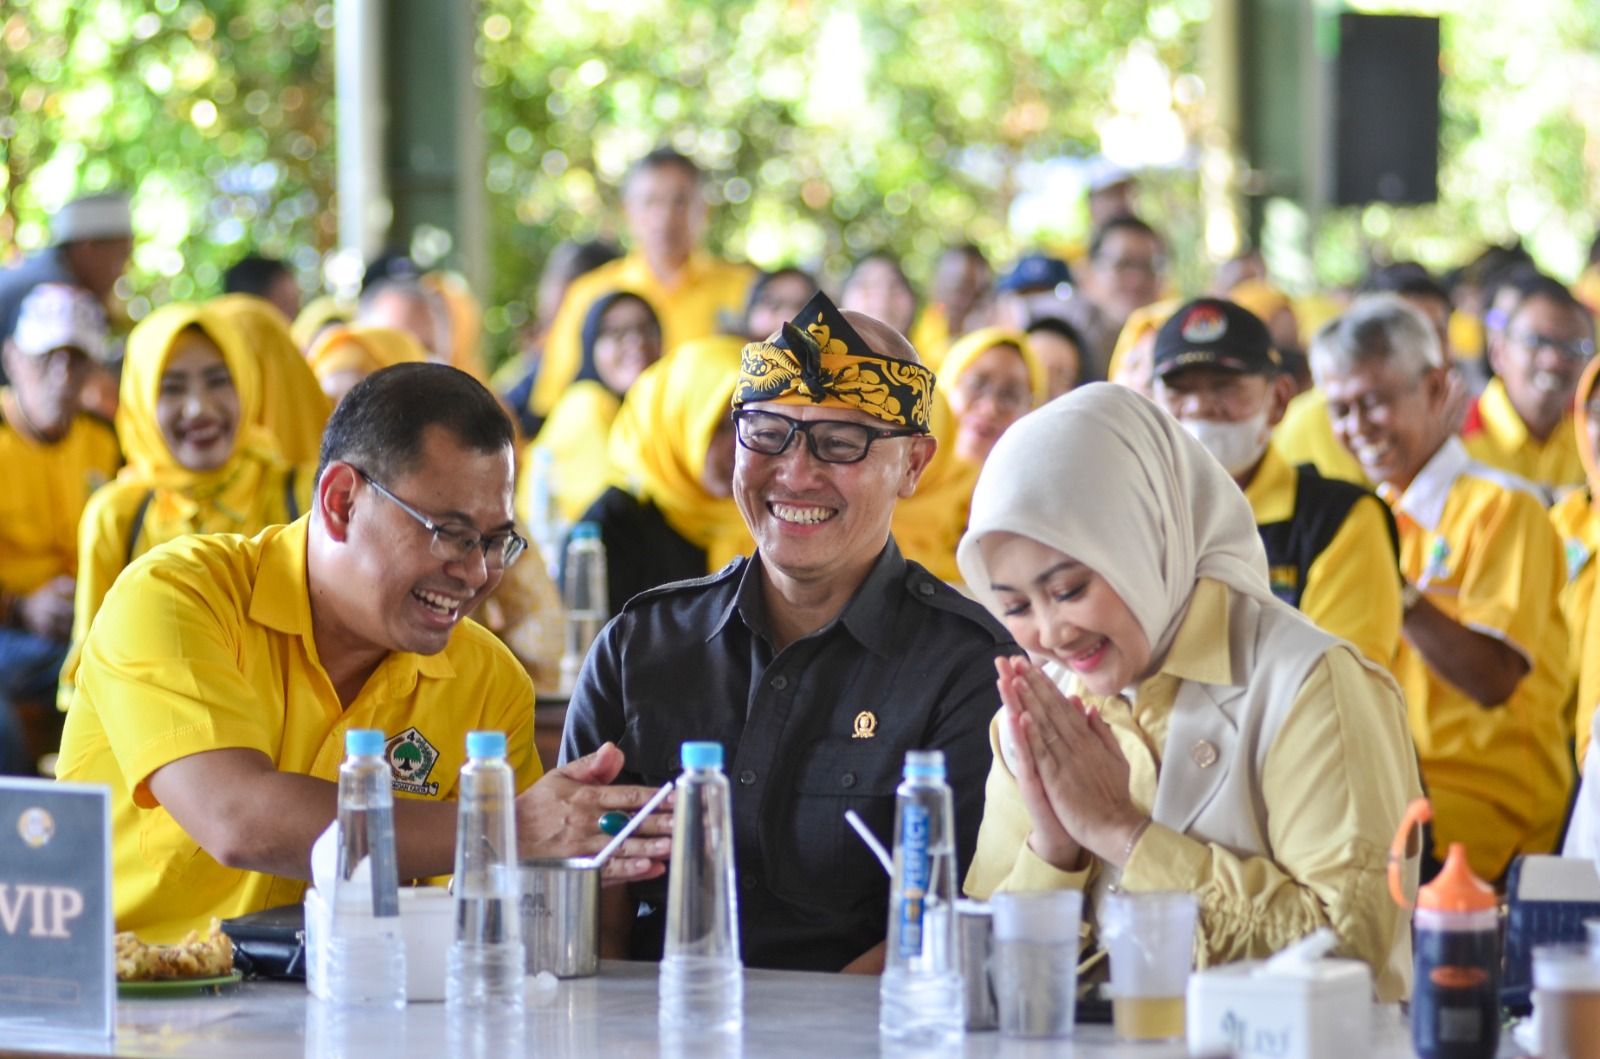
903, 749, 945, 779
571, 521, 601, 542
346, 728, 385, 757
680, 741, 724, 769
466, 730, 507, 759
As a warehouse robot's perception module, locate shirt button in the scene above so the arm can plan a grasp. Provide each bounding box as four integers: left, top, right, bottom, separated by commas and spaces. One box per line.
1191, 740, 1219, 769
738, 769, 757, 786
841, 772, 857, 789
771, 675, 789, 690
917, 581, 935, 597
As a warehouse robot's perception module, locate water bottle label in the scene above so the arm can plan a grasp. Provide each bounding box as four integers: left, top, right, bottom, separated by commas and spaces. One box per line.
896, 803, 931, 960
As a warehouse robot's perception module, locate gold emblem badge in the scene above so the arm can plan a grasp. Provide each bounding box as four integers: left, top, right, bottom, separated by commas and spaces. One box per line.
852, 710, 878, 739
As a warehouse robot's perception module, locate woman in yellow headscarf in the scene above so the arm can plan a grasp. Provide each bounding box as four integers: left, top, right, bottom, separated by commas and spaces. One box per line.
211, 293, 331, 465
423, 270, 490, 382
62, 303, 313, 706
1556, 355, 1600, 766
890, 388, 977, 583
1105, 296, 1180, 396
940, 326, 1050, 466
574, 335, 754, 616
290, 294, 352, 352
306, 324, 428, 406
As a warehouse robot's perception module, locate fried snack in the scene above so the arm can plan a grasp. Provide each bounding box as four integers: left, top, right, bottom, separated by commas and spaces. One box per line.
114, 919, 235, 981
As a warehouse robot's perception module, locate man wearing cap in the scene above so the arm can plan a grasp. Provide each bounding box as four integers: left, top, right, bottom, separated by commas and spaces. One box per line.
0, 284, 121, 774
0, 192, 134, 350
1150, 298, 1403, 668
562, 291, 1017, 973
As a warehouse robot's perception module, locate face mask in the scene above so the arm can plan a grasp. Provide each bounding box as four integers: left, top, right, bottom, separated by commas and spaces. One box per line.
1181, 409, 1270, 477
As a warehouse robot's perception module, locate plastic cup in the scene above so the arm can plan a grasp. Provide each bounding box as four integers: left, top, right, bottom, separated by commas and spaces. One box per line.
990, 891, 1082, 1038
1532, 943, 1600, 1059
1098, 891, 1196, 1041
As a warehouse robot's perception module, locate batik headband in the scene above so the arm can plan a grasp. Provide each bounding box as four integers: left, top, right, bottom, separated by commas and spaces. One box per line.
732, 291, 934, 432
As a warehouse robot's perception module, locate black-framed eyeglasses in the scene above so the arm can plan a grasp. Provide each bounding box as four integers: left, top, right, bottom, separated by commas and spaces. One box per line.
355, 468, 527, 570
732, 408, 922, 465
1508, 328, 1596, 361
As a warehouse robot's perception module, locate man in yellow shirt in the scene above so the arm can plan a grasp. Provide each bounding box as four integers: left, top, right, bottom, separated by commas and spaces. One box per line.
57, 363, 670, 940
0, 284, 120, 774
1461, 276, 1593, 499
1312, 294, 1572, 882
1150, 297, 1402, 668
528, 148, 754, 420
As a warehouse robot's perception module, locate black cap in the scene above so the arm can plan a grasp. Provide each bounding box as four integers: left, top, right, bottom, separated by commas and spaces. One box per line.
1151, 297, 1280, 378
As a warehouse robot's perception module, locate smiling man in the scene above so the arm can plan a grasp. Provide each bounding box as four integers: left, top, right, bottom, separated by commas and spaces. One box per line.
562, 292, 1015, 972
57, 363, 670, 941
1311, 294, 1572, 882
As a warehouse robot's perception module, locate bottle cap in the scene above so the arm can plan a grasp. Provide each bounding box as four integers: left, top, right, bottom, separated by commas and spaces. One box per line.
1416, 843, 1497, 912
903, 749, 946, 779
346, 728, 385, 757
466, 730, 507, 759
571, 521, 601, 542
680, 741, 723, 769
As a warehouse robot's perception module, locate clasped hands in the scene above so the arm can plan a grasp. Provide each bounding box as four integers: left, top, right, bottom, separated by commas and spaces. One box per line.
996, 656, 1149, 873
514, 742, 674, 884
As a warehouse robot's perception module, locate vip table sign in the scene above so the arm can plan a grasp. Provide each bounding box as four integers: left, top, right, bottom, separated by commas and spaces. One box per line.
0, 778, 113, 1039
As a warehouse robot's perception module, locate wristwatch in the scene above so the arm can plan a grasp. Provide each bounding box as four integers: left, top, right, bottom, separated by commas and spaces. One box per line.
1400, 580, 1423, 615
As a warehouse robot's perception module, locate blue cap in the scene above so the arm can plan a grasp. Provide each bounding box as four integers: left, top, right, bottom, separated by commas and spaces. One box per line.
346, 728, 385, 757
466, 730, 507, 759
680, 741, 723, 769
571, 521, 601, 542
903, 749, 946, 779
996, 254, 1073, 295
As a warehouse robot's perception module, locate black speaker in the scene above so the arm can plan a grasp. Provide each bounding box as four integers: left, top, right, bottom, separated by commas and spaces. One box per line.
1329, 13, 1440, 206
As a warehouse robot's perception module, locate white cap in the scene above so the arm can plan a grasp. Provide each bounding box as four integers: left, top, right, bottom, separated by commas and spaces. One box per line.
11, 284, 110, 362
50, 192, 133, 246
1085, 157, 1136, 195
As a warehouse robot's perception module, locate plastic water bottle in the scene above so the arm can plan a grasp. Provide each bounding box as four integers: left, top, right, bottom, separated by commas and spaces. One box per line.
527, 447, 566, 583
446, 730, 525, 1016
880, 749, 962, 1047
326, 728, 406, 1009
659, 740, 742, 1034
559, 521, 608, 695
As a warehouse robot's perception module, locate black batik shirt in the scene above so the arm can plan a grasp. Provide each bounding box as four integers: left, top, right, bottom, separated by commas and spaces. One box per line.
560, 538, 1018, 972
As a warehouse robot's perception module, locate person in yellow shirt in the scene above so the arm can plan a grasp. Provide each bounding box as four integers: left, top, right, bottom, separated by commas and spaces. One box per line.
527, 148, 754, 420
1150, 298, 1402, 668
306, 324, 427, 405
959, 383, 1420, 1001
63, 301, 315, 709
1312, 294, 1572, 882
1558, 355, 1600, 766
211, 293, 331, 466
1460, 276, 1593, 499
56, 363, 672, 940
0, 285, 120, 774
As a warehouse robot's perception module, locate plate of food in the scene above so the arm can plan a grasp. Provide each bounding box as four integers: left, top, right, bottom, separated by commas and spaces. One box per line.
116, 919, 241, 997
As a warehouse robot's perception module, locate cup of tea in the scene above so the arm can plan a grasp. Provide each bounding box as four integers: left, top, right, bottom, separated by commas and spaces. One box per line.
1532, 943, 1600, 1059
1098, 891, 1197, 1041
991, 891, 1082, 1038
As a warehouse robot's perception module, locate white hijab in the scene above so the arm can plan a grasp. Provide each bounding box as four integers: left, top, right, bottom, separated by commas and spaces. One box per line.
956, 383, 1275, 661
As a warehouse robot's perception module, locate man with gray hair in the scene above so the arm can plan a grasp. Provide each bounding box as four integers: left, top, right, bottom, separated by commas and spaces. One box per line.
1311, 293, 1572, 883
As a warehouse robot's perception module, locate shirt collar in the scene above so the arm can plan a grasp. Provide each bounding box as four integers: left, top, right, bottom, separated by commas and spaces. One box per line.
619, 248, 710, 294
1381, 435, 1471, 532
713, 540, 906, 658
1478, 378, 1531, 449
1243, 443, 1295, 524
1144, 577, 1238, 689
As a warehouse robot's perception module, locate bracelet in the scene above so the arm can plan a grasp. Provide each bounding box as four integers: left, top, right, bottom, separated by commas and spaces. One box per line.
1122, 817, 1153, 865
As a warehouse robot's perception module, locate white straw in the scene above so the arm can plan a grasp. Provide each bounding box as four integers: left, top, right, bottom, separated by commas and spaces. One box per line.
586, 781, 674, 869
844, 810, 894, 876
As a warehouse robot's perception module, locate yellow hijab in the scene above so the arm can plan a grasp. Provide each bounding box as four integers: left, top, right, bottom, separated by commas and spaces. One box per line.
290, 294, 352, 351
1106, 296, 1181, 385
1575, 355, 1600, 493
891, 388, 979, 583
116, 302, 285, 537
423, 271, 489, 382
306, 324, 428, 382
939, 326, 1050, 406
607, 336, 755, 570
210, 294, 330, 465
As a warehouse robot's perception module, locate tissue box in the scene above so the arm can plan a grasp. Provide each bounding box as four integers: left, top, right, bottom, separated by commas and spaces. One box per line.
304, 886, 453, 1003
1186, 957, 1372, 1059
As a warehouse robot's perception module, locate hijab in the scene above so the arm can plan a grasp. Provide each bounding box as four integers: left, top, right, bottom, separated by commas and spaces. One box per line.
306, 324, 427, 382
940, 326, 1050, 407
290, 294, 352, 351
1575, 354, 1600, 493
607, 335, 754, 570
956, 382, 1273, 660
890, 387, 979, 583
422, 271, 489, 382
574, 291, 658, 397
210, 293, 330, 465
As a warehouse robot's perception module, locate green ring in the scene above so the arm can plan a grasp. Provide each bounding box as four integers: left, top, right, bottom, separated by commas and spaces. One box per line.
598, 811, 630, 837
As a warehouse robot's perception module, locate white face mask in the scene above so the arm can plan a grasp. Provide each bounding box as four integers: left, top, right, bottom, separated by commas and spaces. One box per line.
1181, 409, 1270, 477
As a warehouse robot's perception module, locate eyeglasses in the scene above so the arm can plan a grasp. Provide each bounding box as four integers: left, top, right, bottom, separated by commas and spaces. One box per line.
1508, 328, 1596, 361
954, 375, 1033, 412
732, 409, 922, 464
355, 469, 527, 570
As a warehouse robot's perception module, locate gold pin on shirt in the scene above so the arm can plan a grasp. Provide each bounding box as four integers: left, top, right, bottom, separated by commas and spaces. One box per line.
852, 710, 878, 739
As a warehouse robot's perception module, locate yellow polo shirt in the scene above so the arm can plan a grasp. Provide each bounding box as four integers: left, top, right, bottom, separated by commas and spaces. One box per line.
1274, 390, 1371, 489
0, 396, 121, 596
56, 517, 541, 942
1556, 488, 1600, 765
964, 579, 1419, 1002
1244, 444, 1401, 667
528, 250, 755, 417
1462, 378, 1585, 497
1384, 438, 1572, 880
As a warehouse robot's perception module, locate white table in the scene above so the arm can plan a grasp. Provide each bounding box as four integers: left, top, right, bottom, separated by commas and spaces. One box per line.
2, 961, 1442, 1057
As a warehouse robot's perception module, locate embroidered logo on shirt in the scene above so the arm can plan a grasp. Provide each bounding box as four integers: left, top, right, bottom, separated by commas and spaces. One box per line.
385, 727, 441, 797
852, 710, 878, 739
1421, 536, 1451, 585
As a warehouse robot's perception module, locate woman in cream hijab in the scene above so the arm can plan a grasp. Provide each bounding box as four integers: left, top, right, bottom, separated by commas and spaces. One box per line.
958, 383, 1421, 1001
